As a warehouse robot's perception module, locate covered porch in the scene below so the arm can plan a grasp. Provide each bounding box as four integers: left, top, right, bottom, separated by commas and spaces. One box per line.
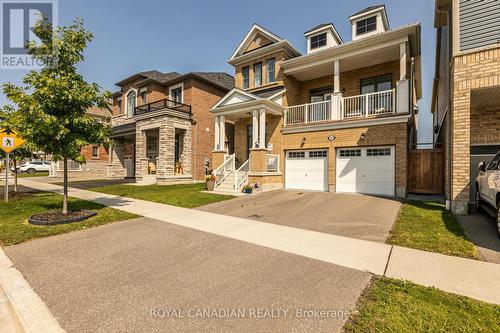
210, 92, 284, 193
281, 26, 421, 127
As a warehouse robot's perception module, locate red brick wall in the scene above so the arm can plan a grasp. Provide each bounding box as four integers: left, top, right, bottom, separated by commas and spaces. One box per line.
81, 144, 108, 162
184, 78, 228, 180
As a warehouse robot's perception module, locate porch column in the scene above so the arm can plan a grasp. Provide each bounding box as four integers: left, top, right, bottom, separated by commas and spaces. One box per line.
333, 60, 340, 93
400, 42, 408, 80
214, 116, 220, 150
259, 109, 266, 149
252, 110, 259, 148
219, 115, 226, 151
331, 60, 342, 120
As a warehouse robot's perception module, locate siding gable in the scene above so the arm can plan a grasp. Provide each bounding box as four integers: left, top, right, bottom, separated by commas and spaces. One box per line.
459, 0, 500, 51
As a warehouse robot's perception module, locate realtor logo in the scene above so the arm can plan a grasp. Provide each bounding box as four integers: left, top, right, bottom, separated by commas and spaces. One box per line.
0, 0, 57, 69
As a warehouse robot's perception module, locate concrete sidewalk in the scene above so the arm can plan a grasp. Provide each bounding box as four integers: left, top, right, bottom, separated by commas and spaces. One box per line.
16, 178, 500, 305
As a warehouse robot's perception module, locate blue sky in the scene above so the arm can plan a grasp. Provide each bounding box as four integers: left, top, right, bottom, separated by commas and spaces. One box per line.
0, 0, 435, 143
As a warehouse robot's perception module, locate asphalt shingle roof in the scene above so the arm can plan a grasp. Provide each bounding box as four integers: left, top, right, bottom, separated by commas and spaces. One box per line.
351, 5, 385, 17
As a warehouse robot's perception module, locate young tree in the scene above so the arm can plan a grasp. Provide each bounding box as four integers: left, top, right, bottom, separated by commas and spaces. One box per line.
3, 18, 111, 213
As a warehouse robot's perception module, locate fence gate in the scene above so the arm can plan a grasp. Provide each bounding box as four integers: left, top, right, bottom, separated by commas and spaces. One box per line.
408, 149, 444, 195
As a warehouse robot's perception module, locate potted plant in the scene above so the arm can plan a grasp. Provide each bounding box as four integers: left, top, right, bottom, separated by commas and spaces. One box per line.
242, 185, 253, 194
206, 172, 216, 191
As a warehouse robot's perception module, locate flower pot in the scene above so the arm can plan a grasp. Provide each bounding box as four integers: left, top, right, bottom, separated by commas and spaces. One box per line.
206, 180, 215, 191
242, 187, 253, 194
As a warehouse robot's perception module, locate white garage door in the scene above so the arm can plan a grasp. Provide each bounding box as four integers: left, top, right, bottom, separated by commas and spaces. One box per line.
336, 146, 395, 196
285, 150, 328, 191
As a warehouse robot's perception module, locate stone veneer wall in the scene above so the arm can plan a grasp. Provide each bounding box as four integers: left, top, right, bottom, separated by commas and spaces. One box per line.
135, 115, 192, 179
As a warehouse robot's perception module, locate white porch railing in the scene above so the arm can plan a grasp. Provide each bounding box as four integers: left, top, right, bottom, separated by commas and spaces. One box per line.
234, 159, 250, 191
343, 89, 395, 119
266, 154, 280, 173
214, 154, 235, 187
285, 100, 331, 125
284, 89, 397, 126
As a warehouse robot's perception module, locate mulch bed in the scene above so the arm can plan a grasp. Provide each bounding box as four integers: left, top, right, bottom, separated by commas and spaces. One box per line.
0, 191, 36, 200
28, 210, 97, 226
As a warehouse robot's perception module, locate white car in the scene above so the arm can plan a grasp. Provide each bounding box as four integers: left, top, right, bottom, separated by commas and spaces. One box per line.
12, 161, 51, 174
475, 151, 500, 237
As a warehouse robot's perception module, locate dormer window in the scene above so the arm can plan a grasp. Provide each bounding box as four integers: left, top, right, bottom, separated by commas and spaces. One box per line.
310, 32, 327, 50
356, 16, 377, 35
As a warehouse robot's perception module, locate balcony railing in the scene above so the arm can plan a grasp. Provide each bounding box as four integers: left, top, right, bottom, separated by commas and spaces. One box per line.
284, 89, 398, 126
266, 154, 280, 173
135, 98, 191, 116
343, 89, 395, 119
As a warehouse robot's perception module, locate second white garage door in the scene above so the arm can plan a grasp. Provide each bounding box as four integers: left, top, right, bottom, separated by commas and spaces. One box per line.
285, 150, 328, 191
336, 146, 395, 196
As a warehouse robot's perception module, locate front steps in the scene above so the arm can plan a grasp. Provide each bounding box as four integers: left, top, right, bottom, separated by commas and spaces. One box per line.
215, 172, 238, 193
130, 175, 157, 186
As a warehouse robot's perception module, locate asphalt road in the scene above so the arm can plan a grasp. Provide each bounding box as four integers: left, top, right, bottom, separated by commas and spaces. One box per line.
5, 218, 371, 333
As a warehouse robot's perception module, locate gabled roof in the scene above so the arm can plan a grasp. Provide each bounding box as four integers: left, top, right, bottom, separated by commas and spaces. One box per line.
114, 71, 234, 93
304, 23, 344, 44
86, 106, 112, 118
115, 70, 181, 86
229, 24, 301, 64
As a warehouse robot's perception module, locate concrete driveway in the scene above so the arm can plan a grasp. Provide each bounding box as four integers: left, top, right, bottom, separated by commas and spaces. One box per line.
5, 218, 371, 333
199, 190, 402, 243
458, 213, 500, 264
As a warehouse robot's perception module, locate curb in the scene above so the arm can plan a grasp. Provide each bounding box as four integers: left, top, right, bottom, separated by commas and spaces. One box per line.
0, 247, 65, 333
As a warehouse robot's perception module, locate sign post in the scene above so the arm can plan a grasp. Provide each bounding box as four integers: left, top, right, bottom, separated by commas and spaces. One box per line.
0, 129, 26, 203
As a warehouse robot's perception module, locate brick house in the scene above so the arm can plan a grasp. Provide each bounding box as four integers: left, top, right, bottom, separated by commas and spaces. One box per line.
54, 106, 112, 177
108, 71, 233, 184
432, 0, 500, 214
211, 5, 421, 197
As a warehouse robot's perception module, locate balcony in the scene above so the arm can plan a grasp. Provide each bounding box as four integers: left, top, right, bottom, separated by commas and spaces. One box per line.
284, 82, 409, 127
135, 98, 191, 116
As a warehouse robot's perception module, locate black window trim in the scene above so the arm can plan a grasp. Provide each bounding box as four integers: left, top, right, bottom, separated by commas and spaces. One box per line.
356, 16, 377, 36
310, 32, 327, 50
360, 74, 393, 94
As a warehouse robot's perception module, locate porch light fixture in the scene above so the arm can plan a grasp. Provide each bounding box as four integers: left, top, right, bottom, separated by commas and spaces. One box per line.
360, 133, 366, 140
246, 112, 252, 116
301, 137, 306, 144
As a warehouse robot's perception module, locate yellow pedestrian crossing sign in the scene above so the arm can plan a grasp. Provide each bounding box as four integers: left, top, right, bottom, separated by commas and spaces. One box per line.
0, 129, 26, 153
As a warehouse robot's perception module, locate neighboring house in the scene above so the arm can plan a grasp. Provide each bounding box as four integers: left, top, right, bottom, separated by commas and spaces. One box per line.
54, 106, 112, 177
108, 70, 233, 183
432, 0, 500, 214
211, 5, 421, 197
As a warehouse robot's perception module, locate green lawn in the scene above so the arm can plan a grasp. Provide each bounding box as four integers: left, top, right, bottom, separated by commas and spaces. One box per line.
90, 182, 235, 208
0, 192, 138, 246
17, 171, 49, 178
345, 278, 500, 333
388, 201, 479, 259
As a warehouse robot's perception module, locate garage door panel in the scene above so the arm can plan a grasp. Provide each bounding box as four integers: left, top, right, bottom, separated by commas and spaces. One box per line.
285, 151, 328, 192
336, 146, 395, 196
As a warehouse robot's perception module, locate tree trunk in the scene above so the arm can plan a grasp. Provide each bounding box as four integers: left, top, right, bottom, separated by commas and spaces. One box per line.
13, 159, 17, 192
63, 157, 68, 214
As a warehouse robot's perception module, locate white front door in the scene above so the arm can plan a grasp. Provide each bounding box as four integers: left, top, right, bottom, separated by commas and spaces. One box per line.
285, 150, 328, 191
336, 146, 395, 196
124, 157, 134, 178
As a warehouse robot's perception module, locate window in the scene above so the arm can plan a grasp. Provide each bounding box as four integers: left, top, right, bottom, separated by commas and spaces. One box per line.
310, 32, 327, 49
170, 84, 183, 104
309, 151, 327, 158
140, 90, 147, 105
356, 16, 377, 35
266, 58, 275, 83
288, 151, 306, 158
92, 146, 99, 158
367, 148, 391, 157
117, 99, 122, 114
254, 63, 262, 87
339, 149, 361, 157
360, 75, 392, 94
126, 91, 136, 117
242, 66, 250, 89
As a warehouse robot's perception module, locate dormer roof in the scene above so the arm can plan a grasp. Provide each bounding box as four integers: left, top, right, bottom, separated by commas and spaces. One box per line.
228, 24, 301, 65
304, 23, 343, 44
349, 5, 389, 31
